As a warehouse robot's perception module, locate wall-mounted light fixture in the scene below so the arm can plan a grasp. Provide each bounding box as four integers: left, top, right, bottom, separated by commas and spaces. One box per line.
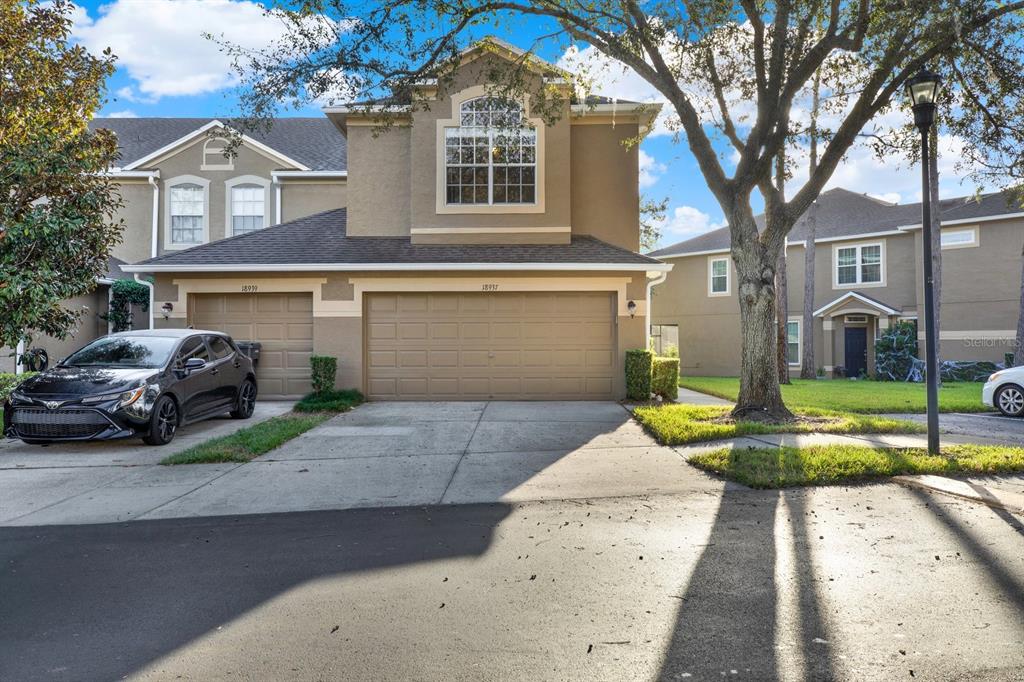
160, 302, 174, 320
626, 300, 637, 318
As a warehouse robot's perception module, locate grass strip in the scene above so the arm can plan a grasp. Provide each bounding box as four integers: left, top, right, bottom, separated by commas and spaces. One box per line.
160, 412, 331, 465
294, 389, 364, 413
677, 376, 986, 414
633, 404, 923, 446
689, 443, 1024, 489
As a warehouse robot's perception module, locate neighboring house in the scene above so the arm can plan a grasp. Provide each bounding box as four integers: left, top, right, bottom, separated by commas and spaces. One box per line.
649, 188, 1024, 378
1, 116, 348, 374
121, 39, 668, 400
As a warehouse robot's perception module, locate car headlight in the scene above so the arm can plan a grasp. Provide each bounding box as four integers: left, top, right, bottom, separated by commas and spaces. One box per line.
81, 386, 146, 409
988, 370, 1006, 383
7, 390, 29, 404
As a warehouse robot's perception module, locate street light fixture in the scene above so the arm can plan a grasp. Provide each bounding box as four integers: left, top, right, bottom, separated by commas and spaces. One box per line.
905, 67, 942, 455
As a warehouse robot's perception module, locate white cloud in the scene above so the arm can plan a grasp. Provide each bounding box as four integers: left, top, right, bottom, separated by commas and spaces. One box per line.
657, 205, 727, 245
557, 44, 679, 137
72, 0, 293, 100
104, 109, 138, 118
638, 150, 667, 189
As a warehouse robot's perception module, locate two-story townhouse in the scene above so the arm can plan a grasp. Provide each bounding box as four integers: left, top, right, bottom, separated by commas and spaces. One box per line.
0, 117, 348, 374
121, 39, 669, 400
650, 187, 1024, 378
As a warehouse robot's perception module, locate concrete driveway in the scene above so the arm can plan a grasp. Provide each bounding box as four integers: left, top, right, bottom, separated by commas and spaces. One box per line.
0, 401, 719, 526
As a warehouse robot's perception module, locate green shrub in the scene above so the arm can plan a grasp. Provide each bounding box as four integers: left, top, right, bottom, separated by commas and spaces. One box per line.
294, 389, 364, 413
651, 357, 679, 400
875, 321, 920, 381
0, 372, 35, 402
662, 343, 679, 359
625, 349, 653, 400
309, 355, 338, 394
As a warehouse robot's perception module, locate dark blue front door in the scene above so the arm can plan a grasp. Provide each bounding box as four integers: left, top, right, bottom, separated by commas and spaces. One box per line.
845, 327, 868, 378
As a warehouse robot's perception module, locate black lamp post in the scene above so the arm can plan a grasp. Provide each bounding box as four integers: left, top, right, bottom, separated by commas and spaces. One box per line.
906, 67, 942, 455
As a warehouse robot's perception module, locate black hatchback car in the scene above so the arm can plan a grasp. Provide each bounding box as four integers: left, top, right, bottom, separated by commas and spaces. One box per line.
3, 330, 257, 446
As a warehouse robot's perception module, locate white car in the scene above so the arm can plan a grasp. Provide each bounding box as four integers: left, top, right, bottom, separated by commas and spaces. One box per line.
983, 367, 1024, 416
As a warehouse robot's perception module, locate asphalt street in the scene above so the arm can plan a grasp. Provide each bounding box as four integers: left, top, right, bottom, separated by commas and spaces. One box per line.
3, 483, 1024, 681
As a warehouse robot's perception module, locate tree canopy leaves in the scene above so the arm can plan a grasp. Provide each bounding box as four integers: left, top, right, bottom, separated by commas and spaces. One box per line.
0, 0, 123, 351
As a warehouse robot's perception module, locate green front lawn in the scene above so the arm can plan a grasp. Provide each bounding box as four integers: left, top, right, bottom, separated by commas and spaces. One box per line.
678, 376, 985, 413
633, 404, 923, 446
690, 443, 1024, 488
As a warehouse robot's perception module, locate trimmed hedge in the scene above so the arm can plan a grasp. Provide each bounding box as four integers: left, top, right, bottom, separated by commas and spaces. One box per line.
625, 349, 653, 400
652, 357, 679, 400
310, 355, 338, 395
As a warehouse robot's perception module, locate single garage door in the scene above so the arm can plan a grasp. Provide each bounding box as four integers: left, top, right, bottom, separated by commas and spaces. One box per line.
191, 292, 314, 398
366, 291, 616, 400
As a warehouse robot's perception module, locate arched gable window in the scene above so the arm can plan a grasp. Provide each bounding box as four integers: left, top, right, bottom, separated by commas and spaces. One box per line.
444, 97, 536, 206
202, 136, 234, 171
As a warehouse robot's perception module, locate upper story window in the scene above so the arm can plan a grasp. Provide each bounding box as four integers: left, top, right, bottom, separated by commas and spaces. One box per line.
202, 136, 234, 171
444, 97, 537, 206
708, 256, 730, 296
169, 183, 205, 245
940, 226, 979, 249
231, 185, 265, 235
834, 242, 883, 287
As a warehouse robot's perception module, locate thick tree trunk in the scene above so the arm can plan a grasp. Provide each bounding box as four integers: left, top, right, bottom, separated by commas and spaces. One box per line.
732, 212, 794, 421
928, 127, 942, 376
800, 201, 818, 378
776, 243, 790, 383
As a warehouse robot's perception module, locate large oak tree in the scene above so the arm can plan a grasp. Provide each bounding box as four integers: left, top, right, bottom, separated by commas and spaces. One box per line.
223, 0, 1024, 419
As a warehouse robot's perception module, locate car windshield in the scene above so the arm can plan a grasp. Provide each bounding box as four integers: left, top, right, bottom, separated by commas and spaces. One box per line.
63, 335, 179, 369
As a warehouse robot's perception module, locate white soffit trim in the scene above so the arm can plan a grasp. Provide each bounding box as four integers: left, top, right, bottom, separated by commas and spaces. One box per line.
106, 170, 160, 178
897, 211, 1024, 230
650, 247, 731, 259
121, 261, 674, 273
410, 226, 570, 234
321, 104, 411, 114
271, 170, 348, 179
813, 291, 900, 317
122, 120, 312, 171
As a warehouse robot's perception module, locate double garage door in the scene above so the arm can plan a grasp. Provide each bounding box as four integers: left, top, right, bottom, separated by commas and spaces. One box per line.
366, 291, 616, 400
192, 291, 617, 401
192, 293, 314, 399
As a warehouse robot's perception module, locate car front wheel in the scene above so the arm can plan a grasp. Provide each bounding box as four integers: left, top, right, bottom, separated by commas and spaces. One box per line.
143, 395, 179, 445
231, 379, 257, 419
996, 384, 1024, 417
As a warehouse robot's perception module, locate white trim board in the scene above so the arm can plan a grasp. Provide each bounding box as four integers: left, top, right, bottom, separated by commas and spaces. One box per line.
122, 262, 673, 273
814, 291, 900, 317
123, 120, 311, 172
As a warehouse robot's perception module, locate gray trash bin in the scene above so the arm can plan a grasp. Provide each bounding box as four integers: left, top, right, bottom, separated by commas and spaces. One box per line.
236, 341, 262, 364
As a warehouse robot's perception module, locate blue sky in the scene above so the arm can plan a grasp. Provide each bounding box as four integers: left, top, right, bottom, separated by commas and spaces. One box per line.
73, 0, 982, 249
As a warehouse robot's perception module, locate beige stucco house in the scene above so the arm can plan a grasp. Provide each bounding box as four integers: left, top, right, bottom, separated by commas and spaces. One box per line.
650, 188, 1024, 378
96, 39, 670, 400
1, 115, 348, 374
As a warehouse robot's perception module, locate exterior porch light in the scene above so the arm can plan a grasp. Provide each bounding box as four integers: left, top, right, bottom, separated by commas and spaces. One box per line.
627, 300, 637, 318
161, 302, 174, 320
905, 66, 942, 455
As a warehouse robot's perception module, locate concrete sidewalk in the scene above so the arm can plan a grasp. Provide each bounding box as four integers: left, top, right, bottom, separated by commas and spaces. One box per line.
0, 401, 728, 526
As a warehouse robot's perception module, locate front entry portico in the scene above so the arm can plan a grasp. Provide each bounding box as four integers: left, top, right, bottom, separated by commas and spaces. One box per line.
814, 291, 903, 379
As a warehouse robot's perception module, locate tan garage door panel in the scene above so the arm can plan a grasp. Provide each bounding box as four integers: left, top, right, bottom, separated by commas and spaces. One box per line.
191, 293, 313, 398
366, 292, 615, 400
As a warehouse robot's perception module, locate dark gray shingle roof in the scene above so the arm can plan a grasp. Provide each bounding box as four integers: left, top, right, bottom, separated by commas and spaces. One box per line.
90, 117, 347, 171
648, 188, 1024, 257
134, 209, 660, 268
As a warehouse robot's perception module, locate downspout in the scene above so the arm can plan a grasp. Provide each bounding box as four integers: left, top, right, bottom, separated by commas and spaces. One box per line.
14, 339, 25, 376
644, 270, 670, 349
272, 173, 282, 224
134, 273, 155, 330
148, 174, 160, 259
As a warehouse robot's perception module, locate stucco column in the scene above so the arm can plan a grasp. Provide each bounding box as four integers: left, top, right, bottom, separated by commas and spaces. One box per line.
822, 318, 834, 376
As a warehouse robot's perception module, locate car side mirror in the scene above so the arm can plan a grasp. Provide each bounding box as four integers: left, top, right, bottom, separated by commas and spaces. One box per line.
183, 358, 206, 373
